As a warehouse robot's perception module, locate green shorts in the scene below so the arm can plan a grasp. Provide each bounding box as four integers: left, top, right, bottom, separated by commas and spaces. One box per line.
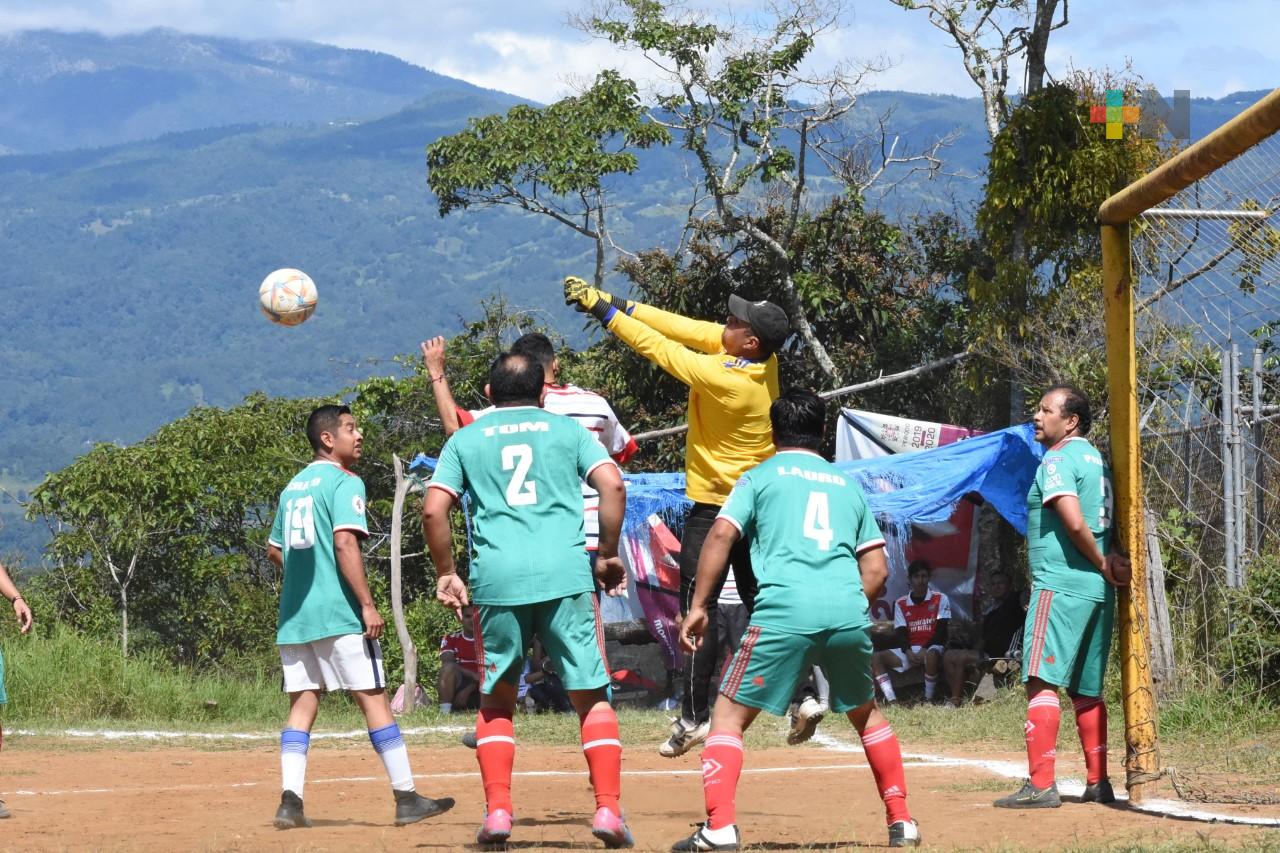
476, 591, 609, 694
1022, 586, 1115, 697
720, 622, 874, 716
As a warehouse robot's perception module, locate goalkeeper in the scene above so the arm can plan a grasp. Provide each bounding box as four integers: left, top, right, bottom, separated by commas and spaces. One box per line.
563, 276, 789, 758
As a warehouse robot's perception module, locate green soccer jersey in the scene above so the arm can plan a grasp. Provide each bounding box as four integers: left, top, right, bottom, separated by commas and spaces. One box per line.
269, 460, 370, 644
1026, 436, 1114, 602
719, 449, 886, 634
429, 406, 614, 606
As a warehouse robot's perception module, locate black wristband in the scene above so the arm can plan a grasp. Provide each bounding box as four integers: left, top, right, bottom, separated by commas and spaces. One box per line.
588, 299, 613, 322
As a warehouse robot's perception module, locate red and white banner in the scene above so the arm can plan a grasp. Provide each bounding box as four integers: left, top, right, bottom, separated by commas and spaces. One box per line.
835, 409, 981, 622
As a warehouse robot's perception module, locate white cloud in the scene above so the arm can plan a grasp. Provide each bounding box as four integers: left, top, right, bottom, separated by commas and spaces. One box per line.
0, 0, 1276, 104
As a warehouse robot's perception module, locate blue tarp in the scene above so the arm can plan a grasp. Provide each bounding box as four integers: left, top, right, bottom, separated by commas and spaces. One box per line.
408, 422, 1043, 536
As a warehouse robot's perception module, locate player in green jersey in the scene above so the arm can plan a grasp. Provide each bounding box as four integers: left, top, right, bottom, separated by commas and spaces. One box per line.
267, 405, 455, 830
423, 352, 636, 849
0, 560, 33, 819
672, 389, 920, 851
994, 384, 1131, 809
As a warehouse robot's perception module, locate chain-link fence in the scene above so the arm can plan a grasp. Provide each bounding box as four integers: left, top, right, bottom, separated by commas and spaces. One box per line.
1132, 133, 1280, 708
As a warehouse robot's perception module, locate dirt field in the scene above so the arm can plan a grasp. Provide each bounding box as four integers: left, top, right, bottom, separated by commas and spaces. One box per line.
1, 734, 1277, 851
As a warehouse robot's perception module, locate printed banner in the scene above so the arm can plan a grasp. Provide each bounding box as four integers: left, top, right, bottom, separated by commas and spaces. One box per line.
835, 409, 981, 622
619, 515, 683, 671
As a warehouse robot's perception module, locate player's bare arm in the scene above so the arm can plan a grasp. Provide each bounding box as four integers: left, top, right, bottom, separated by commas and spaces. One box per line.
422, 487, 469, 615
680, 518, 738, 652
267, 543, 283, 569
0, 561, 32, 634
856, 545, 889, 602
421, 336, 465, 435
334, 529, 383, 640
587, 462, 627, 597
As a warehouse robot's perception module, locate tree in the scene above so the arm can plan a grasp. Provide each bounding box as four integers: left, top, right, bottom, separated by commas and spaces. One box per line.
584, 0, 949, 379
426, 71, 670, 287
888, 0, 1067, 141
27, 394, 317, 661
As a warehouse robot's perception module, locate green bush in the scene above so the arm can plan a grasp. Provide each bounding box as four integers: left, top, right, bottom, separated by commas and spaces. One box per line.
1222, 553, 1280, 697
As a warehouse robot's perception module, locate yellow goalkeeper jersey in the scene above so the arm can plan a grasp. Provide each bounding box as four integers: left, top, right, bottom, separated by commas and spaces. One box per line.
606, 303, 779, 505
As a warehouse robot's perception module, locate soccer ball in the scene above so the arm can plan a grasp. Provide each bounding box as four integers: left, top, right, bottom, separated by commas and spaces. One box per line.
259, 268, 318, 326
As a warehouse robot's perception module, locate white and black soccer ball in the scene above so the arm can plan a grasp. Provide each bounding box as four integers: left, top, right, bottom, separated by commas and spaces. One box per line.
259, 268, 318, 326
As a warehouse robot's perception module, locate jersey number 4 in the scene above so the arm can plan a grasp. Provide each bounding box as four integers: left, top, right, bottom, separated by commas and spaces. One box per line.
284, 496, 316, 550
502, 444, 538, 506
803, 491, 834, 551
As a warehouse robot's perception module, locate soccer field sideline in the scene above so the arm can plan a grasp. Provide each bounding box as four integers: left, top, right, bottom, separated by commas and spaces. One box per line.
7, 722, 1279, 828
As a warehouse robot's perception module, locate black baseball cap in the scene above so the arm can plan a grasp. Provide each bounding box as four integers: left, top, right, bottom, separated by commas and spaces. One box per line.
728, 294, 790, 353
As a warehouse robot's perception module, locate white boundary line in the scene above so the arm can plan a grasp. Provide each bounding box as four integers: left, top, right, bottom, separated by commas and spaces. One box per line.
8, 725, 1280, 826
812, 731, 1280, 828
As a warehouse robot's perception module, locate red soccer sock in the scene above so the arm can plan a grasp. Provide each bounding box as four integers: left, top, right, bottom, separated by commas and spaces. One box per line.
1026, 689, 1062, 789
860, 721, 911, 825
580, 705, 622, 813
476, 708, 516, 813
700, 731, 744, 829
1072, 695, 1108, 784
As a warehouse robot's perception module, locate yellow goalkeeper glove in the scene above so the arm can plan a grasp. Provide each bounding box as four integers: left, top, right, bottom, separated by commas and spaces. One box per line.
563, 276, 633, 322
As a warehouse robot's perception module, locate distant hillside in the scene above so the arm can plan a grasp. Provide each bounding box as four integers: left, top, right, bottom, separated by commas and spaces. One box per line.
0, 29, 495, 153
0, 28, 1268, 561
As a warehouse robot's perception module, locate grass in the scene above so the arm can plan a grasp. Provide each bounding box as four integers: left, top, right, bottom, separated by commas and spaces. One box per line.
3, 627, 1280, 796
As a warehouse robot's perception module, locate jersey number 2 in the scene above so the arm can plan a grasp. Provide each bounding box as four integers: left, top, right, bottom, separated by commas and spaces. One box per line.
285, 496, 315, 550
803, 491, 834, 551
502, 444, 538, 506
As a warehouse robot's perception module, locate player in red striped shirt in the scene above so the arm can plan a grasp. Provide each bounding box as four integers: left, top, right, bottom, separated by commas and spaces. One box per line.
437, 603, 481, 714
422, 332, 638, 556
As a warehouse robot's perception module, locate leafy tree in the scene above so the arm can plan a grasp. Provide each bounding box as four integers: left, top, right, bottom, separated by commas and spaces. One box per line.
27, 394, 317, 661
426, 71, 670, 287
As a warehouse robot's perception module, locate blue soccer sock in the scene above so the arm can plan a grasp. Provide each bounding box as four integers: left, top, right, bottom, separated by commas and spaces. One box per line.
280, 728, 310, 798
369, 722, 415, 792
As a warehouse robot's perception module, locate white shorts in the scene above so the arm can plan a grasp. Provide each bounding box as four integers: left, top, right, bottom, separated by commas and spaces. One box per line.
280, 634, 385, 693
886, 644, 945, 673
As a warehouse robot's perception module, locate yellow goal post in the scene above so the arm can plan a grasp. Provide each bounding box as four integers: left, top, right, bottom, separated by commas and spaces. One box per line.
1099, 87, 1280, 804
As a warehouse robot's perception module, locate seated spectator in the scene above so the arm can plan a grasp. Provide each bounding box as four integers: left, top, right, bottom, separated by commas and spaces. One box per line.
437, 604, 481, 713
942, 570, 1026, 707
522, 637, 572, 713
871, 560, 951, 703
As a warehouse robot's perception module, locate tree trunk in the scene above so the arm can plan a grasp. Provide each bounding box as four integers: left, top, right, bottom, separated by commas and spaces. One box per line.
390, 454, 419, 713
120, 584, 129, 659
1024, 1, 1061, 97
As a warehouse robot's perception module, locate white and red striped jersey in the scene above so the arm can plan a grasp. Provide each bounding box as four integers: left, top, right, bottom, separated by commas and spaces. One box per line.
457, 383, 638, 550
892, 587, 951, 647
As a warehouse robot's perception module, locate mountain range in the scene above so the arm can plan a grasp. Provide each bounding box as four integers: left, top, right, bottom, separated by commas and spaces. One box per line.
0, 29, 1269, 559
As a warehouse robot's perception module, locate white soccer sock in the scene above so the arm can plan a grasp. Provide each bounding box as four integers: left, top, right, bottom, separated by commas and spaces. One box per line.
370, 723, 415, 792
281, 728, 310, 798
924, 675, 937, 700
876, 674, 897, 702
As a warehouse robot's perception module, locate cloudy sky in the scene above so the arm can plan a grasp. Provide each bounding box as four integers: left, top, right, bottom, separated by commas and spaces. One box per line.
0, 0, 1272, 102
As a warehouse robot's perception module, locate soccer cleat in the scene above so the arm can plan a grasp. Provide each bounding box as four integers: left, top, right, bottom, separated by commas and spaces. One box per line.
658, 718, 710, 758
1081, 778, 1116, 804
592, 806, 636, 849
993, 780, 1062, 809
0, 799, 10, 819
786, 697, 827, 745
476, 808, 514, 847
393, 789, 455, 826
273, 790, 312, 829
888, 819, 921, 848
462, 730, 478, 749
671, 821, 741, 851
